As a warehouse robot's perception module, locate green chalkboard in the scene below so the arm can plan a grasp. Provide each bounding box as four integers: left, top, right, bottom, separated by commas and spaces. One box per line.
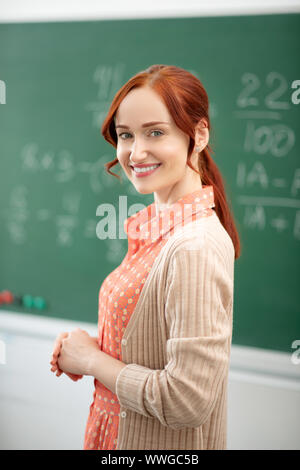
0, 14, 299, 353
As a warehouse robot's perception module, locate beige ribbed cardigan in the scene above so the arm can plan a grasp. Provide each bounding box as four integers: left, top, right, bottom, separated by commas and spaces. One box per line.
115, 211, 235, 450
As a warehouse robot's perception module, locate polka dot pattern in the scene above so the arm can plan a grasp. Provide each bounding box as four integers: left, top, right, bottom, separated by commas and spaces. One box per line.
83, 185, 215, 450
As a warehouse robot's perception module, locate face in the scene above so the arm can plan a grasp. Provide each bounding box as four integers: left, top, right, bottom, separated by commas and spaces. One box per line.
114, 86, 204, 207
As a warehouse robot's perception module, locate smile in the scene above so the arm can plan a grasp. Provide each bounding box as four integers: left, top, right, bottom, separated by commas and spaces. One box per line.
131, 164, 162, 177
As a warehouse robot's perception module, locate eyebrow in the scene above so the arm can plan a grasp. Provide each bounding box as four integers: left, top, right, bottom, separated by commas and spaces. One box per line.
115, 121, 170, 129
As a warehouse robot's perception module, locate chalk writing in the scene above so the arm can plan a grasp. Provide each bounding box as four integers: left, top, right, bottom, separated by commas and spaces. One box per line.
235, 71, 299, 239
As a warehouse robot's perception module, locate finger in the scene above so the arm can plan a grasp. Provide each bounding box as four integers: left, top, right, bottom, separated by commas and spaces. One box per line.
68, 375, 77, 381
66, 373, 83, 381
51, 347, 60, 361
52, 332, 68, 353
51, 334, 68, 359
52, 347, 60, 358
52, 340, 63, 357
52, 333, 66, 350
50, 354, 58, 365
50, 350, 61, 364
51, 352, 59, 362
51, 362, 59, 372
57, 331, 68, 341
72, 375, 83, 381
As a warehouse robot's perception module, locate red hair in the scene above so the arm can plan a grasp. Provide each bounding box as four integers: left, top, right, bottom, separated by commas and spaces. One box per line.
101, 64, 241, 259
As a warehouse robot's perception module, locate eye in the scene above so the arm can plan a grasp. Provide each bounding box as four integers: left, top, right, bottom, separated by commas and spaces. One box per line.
150, 130, 163, 137
117, 129, 163, 140
118, 132, 131, 140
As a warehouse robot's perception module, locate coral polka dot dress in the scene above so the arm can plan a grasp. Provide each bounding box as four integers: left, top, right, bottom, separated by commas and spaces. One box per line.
83, 185, 215, 450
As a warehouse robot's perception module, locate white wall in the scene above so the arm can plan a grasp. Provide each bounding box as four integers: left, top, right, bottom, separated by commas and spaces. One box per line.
0, 312, 299, 450
0, 313, 98, 450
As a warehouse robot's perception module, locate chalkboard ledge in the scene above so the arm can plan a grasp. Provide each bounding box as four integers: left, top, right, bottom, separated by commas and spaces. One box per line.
0, 310, 98, 340
0, 311, 299, 390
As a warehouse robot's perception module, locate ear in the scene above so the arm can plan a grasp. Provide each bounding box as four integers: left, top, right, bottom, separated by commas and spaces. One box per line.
194, 118, 209, 152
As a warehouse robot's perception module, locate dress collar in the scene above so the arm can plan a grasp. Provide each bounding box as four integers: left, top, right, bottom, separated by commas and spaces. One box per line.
124, 185, 215, 247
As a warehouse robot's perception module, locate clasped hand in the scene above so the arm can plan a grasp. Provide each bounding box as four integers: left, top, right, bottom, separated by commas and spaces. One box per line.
50, 328, 100, 381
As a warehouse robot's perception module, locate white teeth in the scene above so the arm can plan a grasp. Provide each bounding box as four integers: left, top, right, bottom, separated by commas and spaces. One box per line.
133, 164, 160, 173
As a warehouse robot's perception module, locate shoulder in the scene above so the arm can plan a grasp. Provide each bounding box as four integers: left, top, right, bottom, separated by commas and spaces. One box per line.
170, 212, 234, 262
156, 212, 235, 290
163, 214, 235, 307
158, 212, 235, 293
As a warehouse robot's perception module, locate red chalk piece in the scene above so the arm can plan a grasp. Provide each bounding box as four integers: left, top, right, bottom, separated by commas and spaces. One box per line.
0, 290, 14, 304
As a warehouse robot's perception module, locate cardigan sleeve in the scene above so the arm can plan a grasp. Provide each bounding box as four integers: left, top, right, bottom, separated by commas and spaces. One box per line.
115, 235, 234, 430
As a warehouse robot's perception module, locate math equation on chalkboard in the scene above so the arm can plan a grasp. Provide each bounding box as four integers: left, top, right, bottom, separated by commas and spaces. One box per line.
233, 71, 300, 241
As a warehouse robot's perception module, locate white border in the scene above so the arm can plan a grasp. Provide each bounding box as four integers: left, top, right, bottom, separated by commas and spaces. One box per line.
0, 0, 300, 23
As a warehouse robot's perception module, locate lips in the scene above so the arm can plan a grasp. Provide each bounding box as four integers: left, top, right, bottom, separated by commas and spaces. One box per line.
131, 163, 162, 177
130, 164, 161, 169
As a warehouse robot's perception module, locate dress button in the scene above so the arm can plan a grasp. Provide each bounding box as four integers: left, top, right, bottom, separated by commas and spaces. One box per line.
121, 339, 127, 346
120, 411, 127, 418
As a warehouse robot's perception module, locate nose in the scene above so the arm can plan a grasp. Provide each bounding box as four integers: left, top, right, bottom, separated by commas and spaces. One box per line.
129, 137, 148, 164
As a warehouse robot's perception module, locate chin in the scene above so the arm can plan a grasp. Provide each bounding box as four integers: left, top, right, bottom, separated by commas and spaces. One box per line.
133, 186, 154, 195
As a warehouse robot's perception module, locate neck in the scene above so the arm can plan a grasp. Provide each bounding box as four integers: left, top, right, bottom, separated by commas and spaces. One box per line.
154, 181, 203, 214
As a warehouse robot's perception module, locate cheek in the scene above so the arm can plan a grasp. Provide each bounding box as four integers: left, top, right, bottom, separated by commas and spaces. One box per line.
117, 143, 129, 155
161, 141, 187, 162
116, 151, 127, 169
168, 155, 187, 172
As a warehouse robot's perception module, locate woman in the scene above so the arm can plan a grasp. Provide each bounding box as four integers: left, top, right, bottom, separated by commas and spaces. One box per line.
50, 64, 241, 450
